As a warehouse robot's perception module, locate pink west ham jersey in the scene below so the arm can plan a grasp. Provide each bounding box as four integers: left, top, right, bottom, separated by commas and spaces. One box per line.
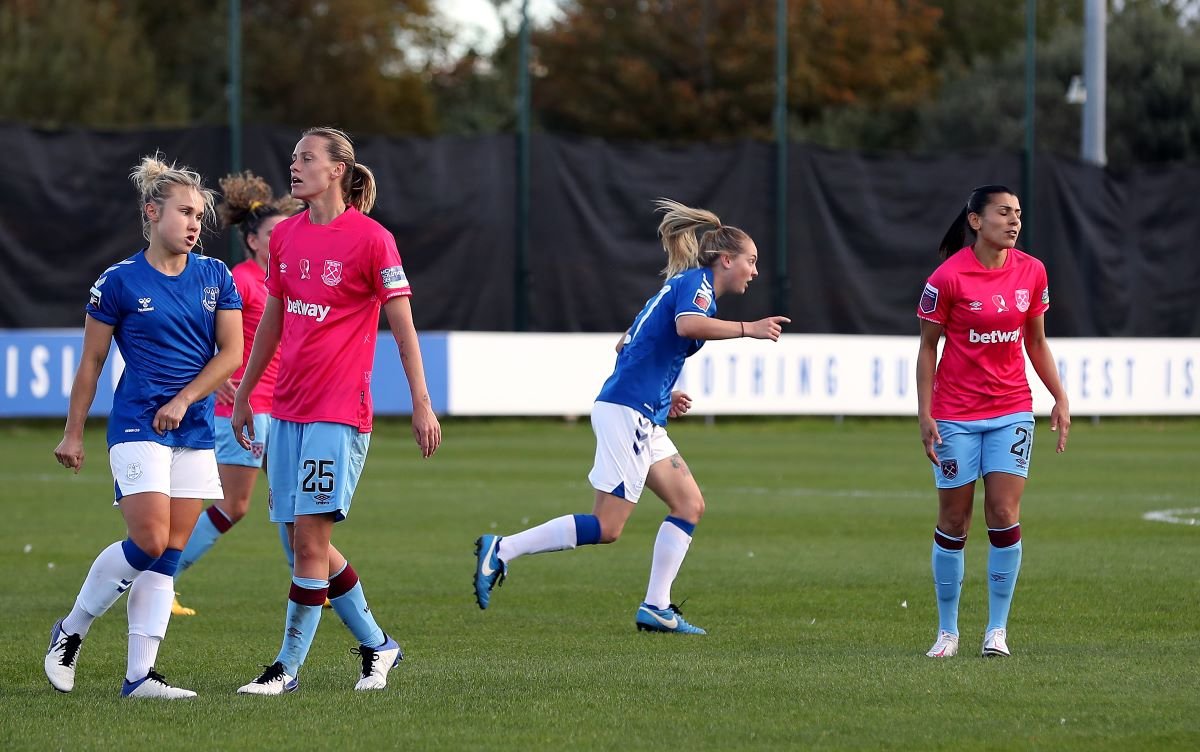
215, 259, 280, 418
265, 207, 412, 432
916, 247, 1049, 420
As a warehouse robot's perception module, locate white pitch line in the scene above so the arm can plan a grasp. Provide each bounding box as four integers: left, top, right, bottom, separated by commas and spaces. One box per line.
1142, 507, 1200, 526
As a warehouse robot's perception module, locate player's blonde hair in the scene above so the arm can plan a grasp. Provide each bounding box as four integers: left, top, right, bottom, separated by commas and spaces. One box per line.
129, 153, 217, 243
655, 198, 751, 278
303, 126, 378, 214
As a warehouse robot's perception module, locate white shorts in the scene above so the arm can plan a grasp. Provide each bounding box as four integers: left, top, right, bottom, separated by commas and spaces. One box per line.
109, 441, 224, 502
587, 401, 678, 503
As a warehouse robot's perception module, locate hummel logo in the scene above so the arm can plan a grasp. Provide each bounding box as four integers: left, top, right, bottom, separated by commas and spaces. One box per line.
479, 537, 500, 577
639, 606, 678, 630
137, 297, 154, 312
116, 578, 133, 593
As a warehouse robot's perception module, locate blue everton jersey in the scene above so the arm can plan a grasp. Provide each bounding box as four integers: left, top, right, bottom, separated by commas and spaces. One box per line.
596, 266, 715, 425
86, 250, 241, 449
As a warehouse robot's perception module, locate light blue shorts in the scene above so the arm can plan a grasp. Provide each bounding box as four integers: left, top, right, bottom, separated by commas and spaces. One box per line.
266, 419, 370, 524
215, 414, 270, 468
931, 411, 1034, 489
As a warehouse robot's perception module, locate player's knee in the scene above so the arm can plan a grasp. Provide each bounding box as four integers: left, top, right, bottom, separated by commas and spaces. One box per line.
224, 499, 251, 523
131, 535, 168, 560
598, 521, 624, 544
673, 493, 705, 524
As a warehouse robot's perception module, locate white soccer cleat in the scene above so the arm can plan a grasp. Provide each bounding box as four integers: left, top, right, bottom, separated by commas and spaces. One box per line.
121, 669, 197, 699
237, 661, 298, 695
926, 630, 960, 658
353, 634, 403, 691
44, 619, 83, 693
982, 628, 1011, 657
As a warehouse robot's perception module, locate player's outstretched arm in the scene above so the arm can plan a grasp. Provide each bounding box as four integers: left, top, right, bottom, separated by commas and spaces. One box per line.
233, 296, 282, 448
676, 315, 790, 342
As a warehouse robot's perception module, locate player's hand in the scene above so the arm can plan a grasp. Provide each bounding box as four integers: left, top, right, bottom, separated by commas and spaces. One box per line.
54, 435, 85, 474
412, 404, 441, 459
1050, 400, 1071, 453
920, 414, 942, 464
152, 396, 189, 435
231, 393, 254, 450
216, 378, 238, 406
745, 316, 791, 341
668, 390, 692, 419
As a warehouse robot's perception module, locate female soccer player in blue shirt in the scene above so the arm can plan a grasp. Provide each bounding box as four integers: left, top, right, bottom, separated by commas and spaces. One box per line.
474, 199, 789, 633
45, 155, 243, 698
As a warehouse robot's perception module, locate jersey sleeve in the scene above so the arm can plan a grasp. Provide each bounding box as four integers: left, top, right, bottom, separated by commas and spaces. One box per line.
217, 263, 242, 311
264, 231, 284, 299
85, 269, 122, 325
674, 271, 715, 319
372, 231, 411, 303
916, 266, 953, 325
1029, 262, 1050, 318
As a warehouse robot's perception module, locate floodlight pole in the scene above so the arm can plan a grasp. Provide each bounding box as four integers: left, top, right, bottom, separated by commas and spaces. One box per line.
1082, 0, 1107, 165
774, 0, 789, 317
514, 0, 531, 332
1022, 0, 1035, 252
227, 0, 244, 262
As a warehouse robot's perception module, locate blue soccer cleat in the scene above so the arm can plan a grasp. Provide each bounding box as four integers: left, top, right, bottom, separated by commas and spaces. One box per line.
473, 535, 507, 610
635, 603, 707, 635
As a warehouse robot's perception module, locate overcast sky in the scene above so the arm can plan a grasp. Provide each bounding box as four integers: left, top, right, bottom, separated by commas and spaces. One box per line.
436, 0, 561, 53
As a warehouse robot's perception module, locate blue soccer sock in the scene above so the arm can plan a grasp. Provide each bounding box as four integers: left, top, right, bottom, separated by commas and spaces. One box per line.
275, 576, 328, 676
178, 505, 233, 574
328, 562, 385, 648
986, 524, 1023, 632
279, 524, 295, 570
931, 528, 966, 635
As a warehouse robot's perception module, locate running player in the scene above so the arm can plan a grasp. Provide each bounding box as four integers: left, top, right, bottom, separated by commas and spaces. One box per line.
916, 185, 1070, 659
172, 172, 301, 615
46, 154, 242, 698
473, 199, 789, 634
234, 127, 442, 695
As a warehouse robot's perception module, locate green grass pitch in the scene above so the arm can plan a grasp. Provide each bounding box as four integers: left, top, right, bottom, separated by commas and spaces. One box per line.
2, 417, 1198, 750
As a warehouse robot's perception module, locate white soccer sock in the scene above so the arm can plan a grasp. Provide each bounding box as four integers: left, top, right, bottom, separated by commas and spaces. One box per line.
126, 634, 161, 683
498, 515, 578, 562
644, 521, 693, 609
126, 570, 174, 681
64, 540, 146, 635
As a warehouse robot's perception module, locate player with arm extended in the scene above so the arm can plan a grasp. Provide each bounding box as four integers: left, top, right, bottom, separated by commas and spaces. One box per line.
916, 185, 1070, 659
473, 199, 790, 634
45, 155, 242, 698
234, 127, 442, 695
171, 172, 302, 615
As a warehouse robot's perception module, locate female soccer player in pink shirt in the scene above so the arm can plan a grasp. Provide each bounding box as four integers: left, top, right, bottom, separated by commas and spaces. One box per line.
173, 172, 301, 615
916, 185, 1070, 660
232, 128, 442, 695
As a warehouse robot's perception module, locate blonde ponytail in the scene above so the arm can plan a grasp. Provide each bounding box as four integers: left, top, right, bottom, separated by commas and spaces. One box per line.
655, 198, 749, 278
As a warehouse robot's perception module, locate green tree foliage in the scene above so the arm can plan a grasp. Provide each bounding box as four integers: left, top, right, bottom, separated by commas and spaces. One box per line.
918, 2, 1200, 167
241, 0, 444, 134
0, 0, 187, 127
527, 0, 942, 141
0, 0, 444, 134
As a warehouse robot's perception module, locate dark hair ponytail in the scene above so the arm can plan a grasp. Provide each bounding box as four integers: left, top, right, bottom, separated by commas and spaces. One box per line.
937, 184, 1016, 259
